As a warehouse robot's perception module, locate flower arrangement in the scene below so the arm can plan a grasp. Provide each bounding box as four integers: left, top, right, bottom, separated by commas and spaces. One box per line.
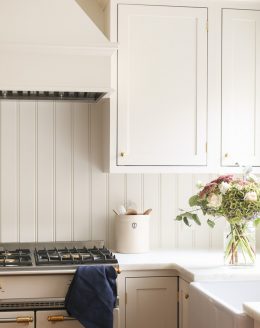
176, 172, 260, 265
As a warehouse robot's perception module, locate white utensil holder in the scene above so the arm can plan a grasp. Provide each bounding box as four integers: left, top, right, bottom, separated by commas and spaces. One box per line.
115, 215, 150, 253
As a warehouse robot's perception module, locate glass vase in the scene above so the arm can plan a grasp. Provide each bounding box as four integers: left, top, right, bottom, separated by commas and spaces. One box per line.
224, 220, 256, 266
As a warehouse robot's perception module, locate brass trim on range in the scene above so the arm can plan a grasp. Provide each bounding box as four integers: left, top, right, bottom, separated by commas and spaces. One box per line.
16, 316, 33, 323
47, 315, 76, 322
0, 316, 33, 324
115, 267, 121, 274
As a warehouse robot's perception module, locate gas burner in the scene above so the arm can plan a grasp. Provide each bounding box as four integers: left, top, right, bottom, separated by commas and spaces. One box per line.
34, 246, 118, 266
0, 249, 32, 267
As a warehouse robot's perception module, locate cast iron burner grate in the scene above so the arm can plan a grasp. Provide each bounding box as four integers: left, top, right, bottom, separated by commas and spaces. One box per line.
0, 249, 32, 267
34, 246, 118, 266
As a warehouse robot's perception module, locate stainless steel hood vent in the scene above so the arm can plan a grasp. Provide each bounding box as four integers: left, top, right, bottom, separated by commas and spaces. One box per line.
0, 90, 106, 103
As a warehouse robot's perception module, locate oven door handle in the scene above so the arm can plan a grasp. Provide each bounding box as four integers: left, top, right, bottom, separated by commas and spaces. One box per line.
47, 315, 76, 322
0, 316, 33, 323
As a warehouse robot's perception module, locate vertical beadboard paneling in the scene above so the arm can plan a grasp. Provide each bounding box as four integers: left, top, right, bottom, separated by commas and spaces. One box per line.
91, 103, 108, 242
108, 174, 125, 250
0, 101, 18, 242
126, 174, 143, 211
143, 174, 160, 249
55, 102, 72, 241
161, 174, 178, 248
0, 99, 253, 250
19, 101, 36, 242
73, 102, 90, 241
177, 174, 193, 248
37, 101, 54, 242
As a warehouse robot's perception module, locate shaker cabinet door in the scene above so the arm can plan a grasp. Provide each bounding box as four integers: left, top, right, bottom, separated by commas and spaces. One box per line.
125, 276, 178, 328
222, 9, 260, 167
117, 5, 208, 166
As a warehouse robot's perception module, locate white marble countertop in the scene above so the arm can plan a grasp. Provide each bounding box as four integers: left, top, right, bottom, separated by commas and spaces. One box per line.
115, 249, 260, 282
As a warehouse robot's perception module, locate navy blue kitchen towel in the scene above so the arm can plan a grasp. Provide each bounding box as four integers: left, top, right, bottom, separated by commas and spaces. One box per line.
65, 265, 117, 328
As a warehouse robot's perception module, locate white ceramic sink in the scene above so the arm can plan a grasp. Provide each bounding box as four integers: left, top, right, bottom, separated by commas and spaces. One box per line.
189, 281, 260, 328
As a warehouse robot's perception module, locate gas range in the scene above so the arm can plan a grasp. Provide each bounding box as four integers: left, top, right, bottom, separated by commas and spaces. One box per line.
0, 241, 118, 272
0, 241, 120, 327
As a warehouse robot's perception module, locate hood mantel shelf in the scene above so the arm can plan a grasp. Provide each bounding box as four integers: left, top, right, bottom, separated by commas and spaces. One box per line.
0, 0, 116, 102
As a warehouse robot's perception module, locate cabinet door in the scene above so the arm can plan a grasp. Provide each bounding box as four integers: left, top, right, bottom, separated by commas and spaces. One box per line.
179, 279, 190, 328
125, 276, 177, 328
117, 5, 208, 166
222, 9, 260, 167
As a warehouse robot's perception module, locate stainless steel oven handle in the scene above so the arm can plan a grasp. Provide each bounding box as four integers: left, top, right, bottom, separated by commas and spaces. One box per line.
0, 316, 33, 323
47, 315, 76, 322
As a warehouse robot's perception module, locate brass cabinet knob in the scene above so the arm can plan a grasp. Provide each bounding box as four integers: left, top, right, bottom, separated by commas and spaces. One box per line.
120, 152, 126, 157
185, 293, 189, 299
224, 153, 228, 158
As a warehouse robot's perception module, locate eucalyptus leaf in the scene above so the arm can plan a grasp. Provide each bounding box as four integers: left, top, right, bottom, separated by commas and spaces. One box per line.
175, 215, 183, 221
183, 217, 191, 227
192, 214, 201, 225
207, 219, 215, 228
189, 195, 199, 207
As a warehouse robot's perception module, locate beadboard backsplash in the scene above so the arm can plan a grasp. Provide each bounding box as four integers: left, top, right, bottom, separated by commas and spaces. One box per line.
0, 100, 258, 249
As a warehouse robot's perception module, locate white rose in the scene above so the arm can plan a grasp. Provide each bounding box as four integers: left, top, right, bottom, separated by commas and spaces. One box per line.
244, 191, 257, 202
207, 194, 222, 208
196, 180, 205, 189
219, 182, 231, 194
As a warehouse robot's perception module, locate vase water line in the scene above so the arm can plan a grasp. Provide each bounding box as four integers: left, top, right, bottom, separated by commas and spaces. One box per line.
224, 220, 256, 265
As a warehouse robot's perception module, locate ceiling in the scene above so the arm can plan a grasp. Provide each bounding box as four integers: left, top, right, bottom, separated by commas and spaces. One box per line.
96, 0, 108, 9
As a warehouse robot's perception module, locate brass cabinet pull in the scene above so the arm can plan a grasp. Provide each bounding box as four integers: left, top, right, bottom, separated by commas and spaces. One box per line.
0, 316, 33, 323
47, 315, 76, 322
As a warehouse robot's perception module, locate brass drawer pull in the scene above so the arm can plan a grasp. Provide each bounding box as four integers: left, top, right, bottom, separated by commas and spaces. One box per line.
0, 316, 33, 324
16, 316, 33, 323
47, 315, 76, 322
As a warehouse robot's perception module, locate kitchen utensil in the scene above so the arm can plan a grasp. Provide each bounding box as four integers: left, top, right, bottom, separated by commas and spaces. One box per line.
126, 208, 138, 215
143, 208, 152, 215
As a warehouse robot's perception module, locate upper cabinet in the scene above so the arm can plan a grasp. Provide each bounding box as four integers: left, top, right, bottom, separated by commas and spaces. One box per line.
116, 5, 208, 167
106, 0, 260, 173
222, 9, 260, 167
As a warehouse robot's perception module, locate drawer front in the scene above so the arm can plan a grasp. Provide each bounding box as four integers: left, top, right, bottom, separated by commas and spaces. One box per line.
36, 310, 84, 328
0, 311, 34, 327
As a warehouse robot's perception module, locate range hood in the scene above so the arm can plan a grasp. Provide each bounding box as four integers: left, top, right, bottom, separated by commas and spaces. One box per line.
0, 0, 116, 102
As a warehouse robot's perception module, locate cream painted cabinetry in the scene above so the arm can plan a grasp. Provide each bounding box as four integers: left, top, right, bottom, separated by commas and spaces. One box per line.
106, 0, 260, 173
118, 270, 178, 328
108, 3, 208, 171
221, 9, 260, 167
179, 278, 190, 328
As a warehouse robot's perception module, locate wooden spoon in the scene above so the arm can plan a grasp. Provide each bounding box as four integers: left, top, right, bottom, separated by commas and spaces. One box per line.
143, 208, 152, 215
126, 208, 138, 215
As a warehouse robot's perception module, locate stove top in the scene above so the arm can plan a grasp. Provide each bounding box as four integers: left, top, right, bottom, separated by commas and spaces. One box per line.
0, 241, 118, 270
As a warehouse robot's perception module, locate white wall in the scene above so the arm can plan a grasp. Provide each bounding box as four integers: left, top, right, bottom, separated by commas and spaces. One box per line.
1, 99, 253, 250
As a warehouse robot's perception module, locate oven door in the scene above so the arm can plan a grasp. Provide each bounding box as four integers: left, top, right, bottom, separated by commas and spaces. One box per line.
36, 308, 120, 328
0, 311, 34, 327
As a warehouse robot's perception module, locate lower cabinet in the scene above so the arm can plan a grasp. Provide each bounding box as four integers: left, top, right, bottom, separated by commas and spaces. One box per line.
179, 279, 190, 328
120, 272, 178, 328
